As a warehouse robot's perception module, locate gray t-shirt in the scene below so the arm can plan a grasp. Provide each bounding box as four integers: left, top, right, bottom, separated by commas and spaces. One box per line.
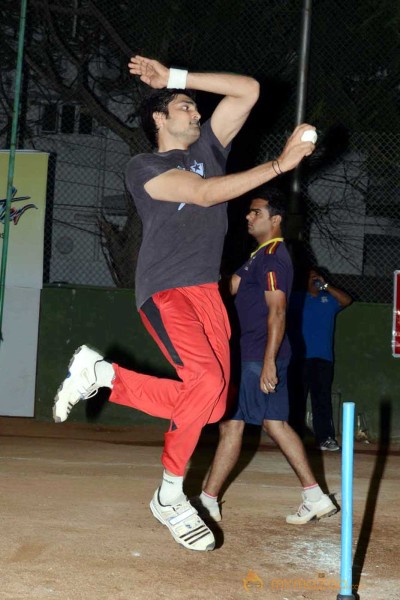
126, 120, 231, 308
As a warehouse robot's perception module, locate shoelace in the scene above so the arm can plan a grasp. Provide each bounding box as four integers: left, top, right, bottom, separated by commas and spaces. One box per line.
77, 383, 99, 400
75, 367, 100, 400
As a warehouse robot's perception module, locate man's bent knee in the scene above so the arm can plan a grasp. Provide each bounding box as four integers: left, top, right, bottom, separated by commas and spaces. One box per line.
219, 419, 245, 439
263, 419, 288, 437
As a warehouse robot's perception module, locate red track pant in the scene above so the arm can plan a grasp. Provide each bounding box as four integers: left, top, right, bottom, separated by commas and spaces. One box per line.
109, 283, 231, 476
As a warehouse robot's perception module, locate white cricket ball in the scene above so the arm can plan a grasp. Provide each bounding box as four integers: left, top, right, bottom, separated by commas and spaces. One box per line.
301, 129, 318, 144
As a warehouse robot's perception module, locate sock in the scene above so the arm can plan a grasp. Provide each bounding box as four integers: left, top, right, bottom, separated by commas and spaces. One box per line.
303, 483, 323, 502
94, 360, 115, 388
200, 490, 219, 507
159, 471, 185, 505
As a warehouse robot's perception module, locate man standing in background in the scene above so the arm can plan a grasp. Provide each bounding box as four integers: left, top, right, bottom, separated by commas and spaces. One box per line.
195, 189, 336, 525
288, 268, 352, 450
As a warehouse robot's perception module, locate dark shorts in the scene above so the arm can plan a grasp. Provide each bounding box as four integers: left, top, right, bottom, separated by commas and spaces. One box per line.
230, 358, 290, 425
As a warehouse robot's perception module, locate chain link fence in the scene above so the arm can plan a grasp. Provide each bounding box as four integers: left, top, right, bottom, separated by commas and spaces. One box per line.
1, 0, 399, 302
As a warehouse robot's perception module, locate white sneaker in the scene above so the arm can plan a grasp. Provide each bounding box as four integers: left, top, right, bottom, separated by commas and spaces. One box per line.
53, 345, 104, 423
150, 489, 215, 551
286, 493, 337, 525
190, 495, 222, 522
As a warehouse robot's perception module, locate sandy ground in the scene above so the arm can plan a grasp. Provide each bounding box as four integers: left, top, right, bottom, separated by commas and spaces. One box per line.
1, 417, 399, 600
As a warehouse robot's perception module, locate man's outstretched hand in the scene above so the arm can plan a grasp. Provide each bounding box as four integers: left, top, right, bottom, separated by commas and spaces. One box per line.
128, 55, 169, 89
278, 123, 317, 173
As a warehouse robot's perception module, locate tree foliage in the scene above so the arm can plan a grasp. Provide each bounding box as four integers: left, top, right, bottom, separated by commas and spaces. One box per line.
2, 1, 399, 140
1, 0, 399, 288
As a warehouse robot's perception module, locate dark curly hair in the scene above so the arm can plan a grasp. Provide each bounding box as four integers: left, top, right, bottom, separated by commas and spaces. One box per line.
140, 88, 197, 148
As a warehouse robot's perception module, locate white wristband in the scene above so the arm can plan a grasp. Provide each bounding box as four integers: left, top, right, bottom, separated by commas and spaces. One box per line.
167, 68, 188, 89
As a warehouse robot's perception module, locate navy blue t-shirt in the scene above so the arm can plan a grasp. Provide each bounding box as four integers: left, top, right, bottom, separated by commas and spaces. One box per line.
125, 120, 230, 308
235, 239, 293, 361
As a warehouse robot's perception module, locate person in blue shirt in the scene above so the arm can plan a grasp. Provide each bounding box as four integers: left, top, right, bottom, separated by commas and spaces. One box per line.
289, 268, 352, 450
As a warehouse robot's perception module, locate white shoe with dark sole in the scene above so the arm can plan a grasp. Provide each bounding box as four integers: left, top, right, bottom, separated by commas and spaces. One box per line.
53, 345, 104, 423
150, 489, 215, 551
286, 493, 337, 525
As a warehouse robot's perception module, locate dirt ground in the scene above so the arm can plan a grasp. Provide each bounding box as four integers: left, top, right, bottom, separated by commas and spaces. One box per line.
1, 417, 399, 600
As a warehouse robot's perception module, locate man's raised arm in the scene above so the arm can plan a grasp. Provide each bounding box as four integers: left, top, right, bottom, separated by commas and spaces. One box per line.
128, 55, 259, 147
189, 72, 259, 147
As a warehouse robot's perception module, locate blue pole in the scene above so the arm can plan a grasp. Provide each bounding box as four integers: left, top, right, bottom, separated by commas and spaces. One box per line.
337, 402, 355, 600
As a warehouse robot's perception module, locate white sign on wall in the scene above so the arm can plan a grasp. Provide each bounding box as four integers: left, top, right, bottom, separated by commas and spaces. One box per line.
0, 151, 49, 416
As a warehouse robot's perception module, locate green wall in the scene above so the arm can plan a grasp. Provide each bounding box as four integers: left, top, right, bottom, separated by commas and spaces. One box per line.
333, 302, 399, 442
35, 287, 400, 441
36, 286, 174, 426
